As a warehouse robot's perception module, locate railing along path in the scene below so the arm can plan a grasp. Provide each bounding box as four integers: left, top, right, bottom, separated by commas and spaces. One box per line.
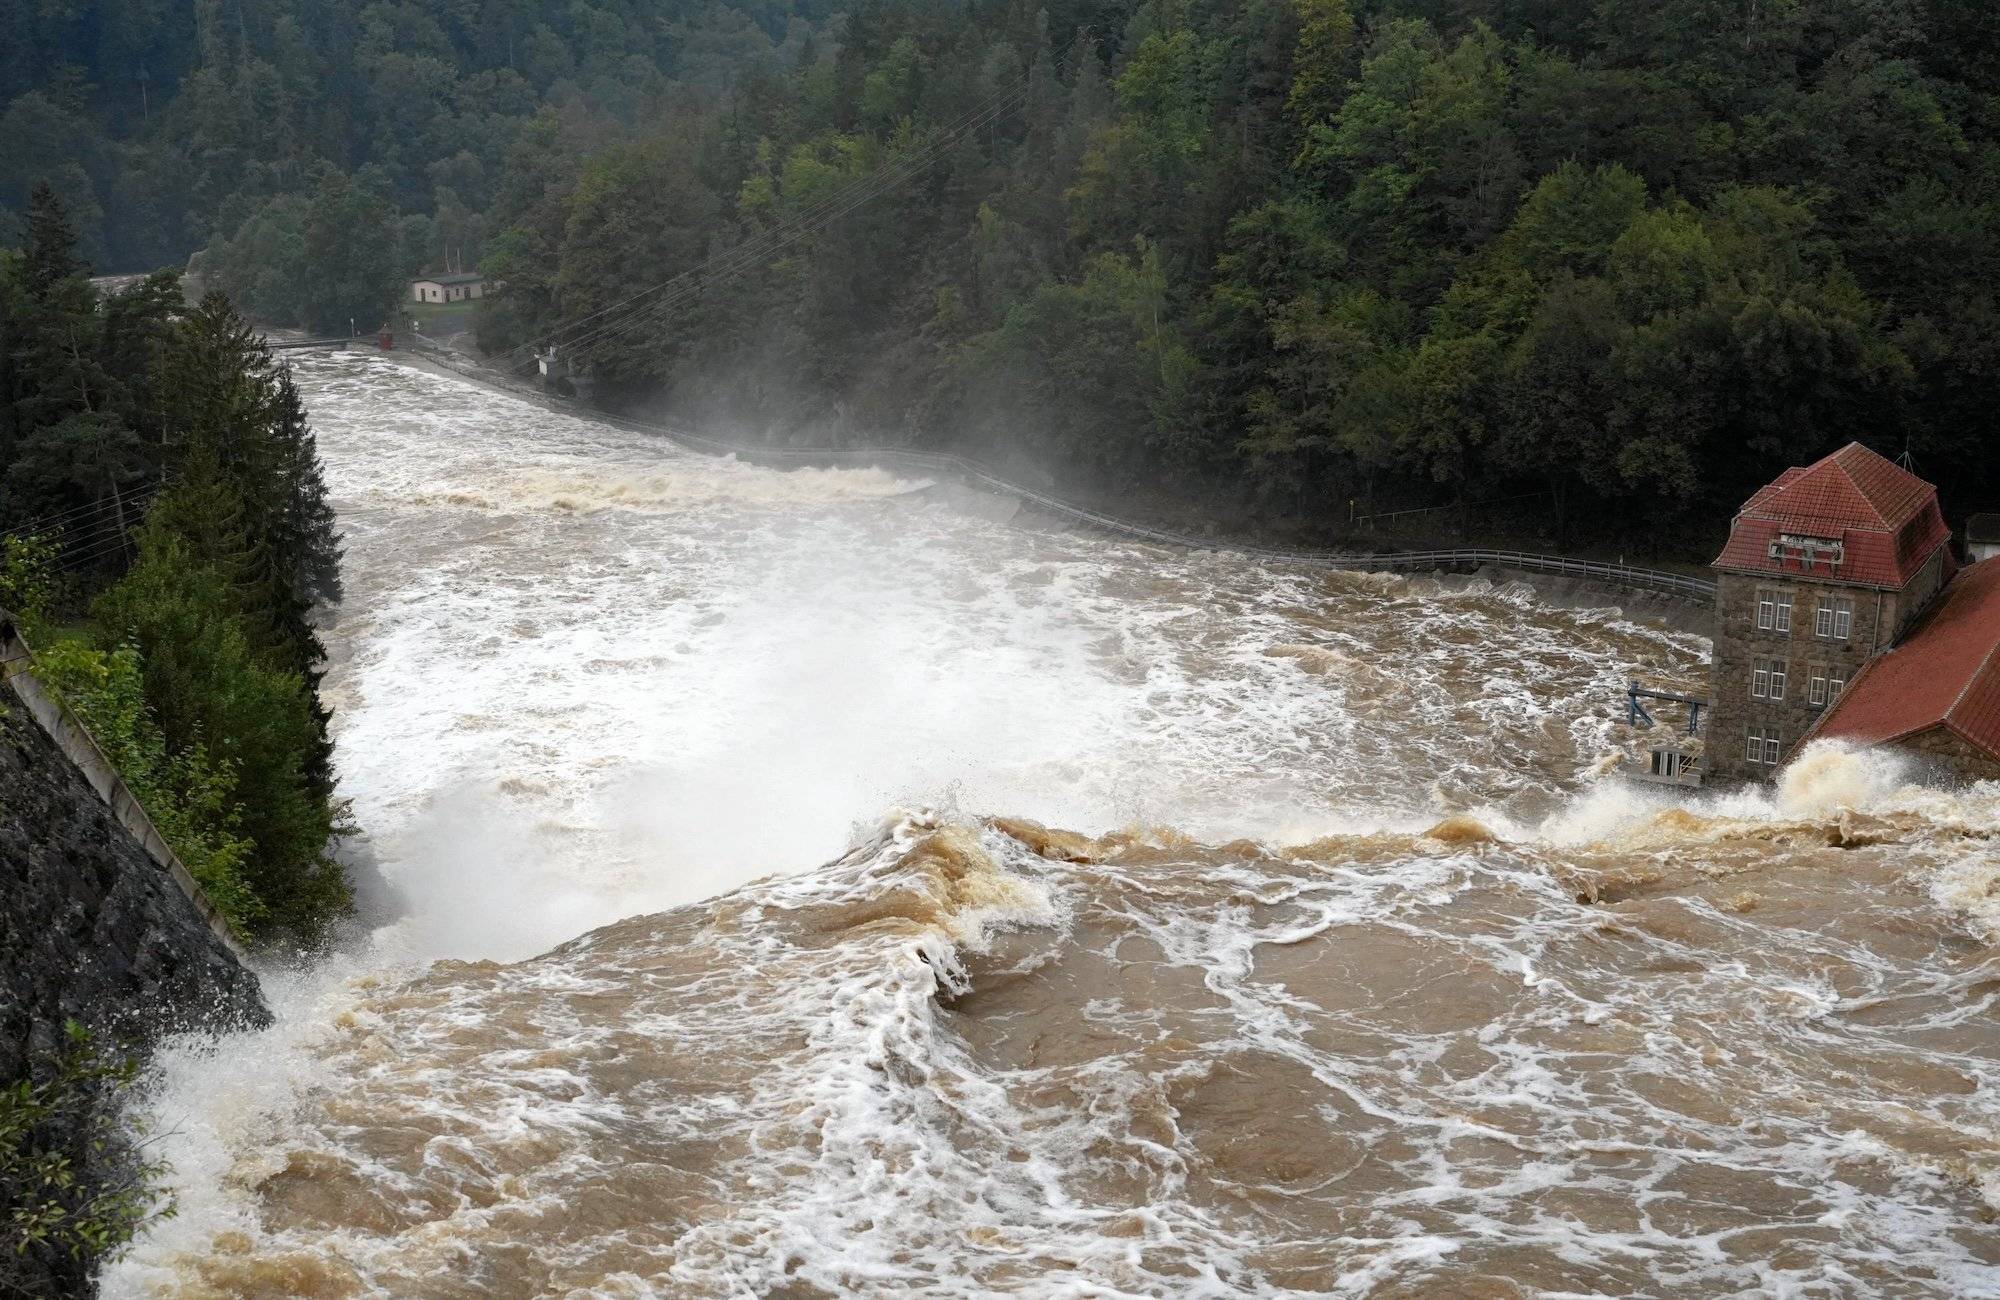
407, 345, 1718, 604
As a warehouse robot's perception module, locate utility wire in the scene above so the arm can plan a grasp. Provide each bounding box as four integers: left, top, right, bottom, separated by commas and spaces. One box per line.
2, 486, 165, 554
501, 36, 1078, 371
2, 479, 163, 539
552, 80, 1043, 364
51, 533, 142, 574
547, 88, 1033, 363
495, 65, 1036, 367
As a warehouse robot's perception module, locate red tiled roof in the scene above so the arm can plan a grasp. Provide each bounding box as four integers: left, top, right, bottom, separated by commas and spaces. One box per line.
1803, 558, 2000, 761
1712, 443, 1952, 589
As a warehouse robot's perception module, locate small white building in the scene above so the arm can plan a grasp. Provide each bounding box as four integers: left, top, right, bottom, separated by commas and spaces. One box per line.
410, 272, 485, 304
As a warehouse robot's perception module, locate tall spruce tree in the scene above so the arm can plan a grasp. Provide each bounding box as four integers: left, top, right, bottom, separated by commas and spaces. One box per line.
85, 293, 355, 943
257, 368, 342, 798
21, 182, 84, 298
94, 471, 349, 943
1, 185, 141, 540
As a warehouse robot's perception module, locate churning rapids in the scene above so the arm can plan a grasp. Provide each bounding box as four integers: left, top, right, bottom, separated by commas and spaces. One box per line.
102, 351, 2000, 1299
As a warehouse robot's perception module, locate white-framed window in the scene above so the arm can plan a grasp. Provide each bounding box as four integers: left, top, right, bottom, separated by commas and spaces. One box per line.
1757, 590, 1795, 633
1830, 674, 1846, 701
1751, 657, 1788, 701
1809, 670, 1828, 706
1815, 596, 1853, 640
1747, 725, 1783, 766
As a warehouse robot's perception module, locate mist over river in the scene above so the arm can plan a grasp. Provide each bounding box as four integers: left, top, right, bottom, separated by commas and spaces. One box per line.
102, 352, 2000, 1297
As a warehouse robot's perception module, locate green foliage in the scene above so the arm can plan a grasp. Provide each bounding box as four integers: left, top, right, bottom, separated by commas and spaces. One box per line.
1, 224, 349, 944
966, 239, 1202, 477
0, 1022, 174, 1295
32, 638, 261, 932
12, 0, 2000, 550
0, 192, 178, 600
1285, 0, 1357, 131
92, 515, 345, 940
59, 295, 355, 943
0, 533, 58, 628
0, 0, 834, 273
205, 171, 405, 333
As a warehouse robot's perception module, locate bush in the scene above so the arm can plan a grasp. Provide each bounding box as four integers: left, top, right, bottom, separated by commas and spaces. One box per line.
32, 639, 262, 934
0, 1022, 174, 1295
0, 534, 59, 629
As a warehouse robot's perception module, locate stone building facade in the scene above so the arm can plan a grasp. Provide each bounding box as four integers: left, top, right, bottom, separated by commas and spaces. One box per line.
1705, 444, 1957, 783
1798, 550, 2000, 783
1894, 724, 2000, 783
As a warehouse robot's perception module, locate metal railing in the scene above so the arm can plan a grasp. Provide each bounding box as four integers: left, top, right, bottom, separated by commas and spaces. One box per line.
403, 345, 1719, 604
267, 337, 356, 351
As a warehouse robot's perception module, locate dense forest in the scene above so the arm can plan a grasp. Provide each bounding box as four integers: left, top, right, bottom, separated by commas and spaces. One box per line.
0, 187, 350, 947
4, 0, 1998, 546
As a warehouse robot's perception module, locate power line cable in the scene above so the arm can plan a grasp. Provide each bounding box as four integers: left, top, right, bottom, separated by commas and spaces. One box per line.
548, 90, 1034, 364
497, 66, 1037, 367
51, 534, 142, 574
500, 36, 1079, 371
554, 84, 1041, 363
3, 486, 165, 554
2, 479, 163, 538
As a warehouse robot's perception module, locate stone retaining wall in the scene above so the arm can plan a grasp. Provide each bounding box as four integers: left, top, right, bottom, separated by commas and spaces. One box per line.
1, 612, 266, 1088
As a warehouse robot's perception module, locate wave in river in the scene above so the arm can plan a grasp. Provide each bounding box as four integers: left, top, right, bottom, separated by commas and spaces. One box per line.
101, 354, 2000, 1297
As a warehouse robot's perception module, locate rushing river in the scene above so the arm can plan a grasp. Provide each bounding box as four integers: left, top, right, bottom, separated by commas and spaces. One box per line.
103, 352, 2000, 1297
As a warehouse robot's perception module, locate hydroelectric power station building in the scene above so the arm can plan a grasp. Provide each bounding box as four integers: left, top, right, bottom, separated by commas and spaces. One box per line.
1702, 443, 2000, 784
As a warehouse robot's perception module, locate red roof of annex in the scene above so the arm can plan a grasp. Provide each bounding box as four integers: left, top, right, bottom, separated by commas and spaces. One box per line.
1712, 442, 1953, 589
1806, 557, 2000, 761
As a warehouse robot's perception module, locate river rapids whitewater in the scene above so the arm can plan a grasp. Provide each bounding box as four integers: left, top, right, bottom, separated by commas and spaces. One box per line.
100, 352, 2000, 1299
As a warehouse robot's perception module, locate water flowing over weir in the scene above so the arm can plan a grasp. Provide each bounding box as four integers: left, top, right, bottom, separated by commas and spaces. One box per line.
103, 352, 2000, 1298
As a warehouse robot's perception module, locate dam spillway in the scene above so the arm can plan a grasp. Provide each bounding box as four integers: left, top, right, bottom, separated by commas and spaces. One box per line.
104, 351, 2000, 1298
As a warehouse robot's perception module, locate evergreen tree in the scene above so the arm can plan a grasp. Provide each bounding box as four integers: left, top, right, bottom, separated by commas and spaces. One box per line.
21, 182, 84, 297
10, 184, 112, 431
258, 368, 342, 798
93, 482, 349, 944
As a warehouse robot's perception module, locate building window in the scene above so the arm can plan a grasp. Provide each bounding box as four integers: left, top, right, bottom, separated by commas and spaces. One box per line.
1830, 674, 1846, 701
1747, 725, 1783, 766
1809, 669, 1827, 706
1750, 657, 1787, 701
1756, 589, 1794, 633
1815, 596, 1853, 640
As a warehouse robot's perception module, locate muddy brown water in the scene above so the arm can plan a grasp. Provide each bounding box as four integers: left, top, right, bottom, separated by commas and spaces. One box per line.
104, 354, 2000, 1298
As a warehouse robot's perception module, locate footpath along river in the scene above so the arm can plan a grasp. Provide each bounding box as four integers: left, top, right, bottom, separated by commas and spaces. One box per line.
105, 350, 2000, 1297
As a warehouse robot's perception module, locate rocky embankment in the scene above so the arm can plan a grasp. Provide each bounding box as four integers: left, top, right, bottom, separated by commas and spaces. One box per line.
0, 687, 266, 1091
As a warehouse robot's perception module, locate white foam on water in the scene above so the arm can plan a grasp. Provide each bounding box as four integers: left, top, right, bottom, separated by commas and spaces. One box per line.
103, 354, 2000, 1297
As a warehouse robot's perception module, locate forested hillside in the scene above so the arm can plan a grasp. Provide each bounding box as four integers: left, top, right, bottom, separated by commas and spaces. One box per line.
1, 190, 350, 946
0, 0, 843, 329
6, 0, 1998, 547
